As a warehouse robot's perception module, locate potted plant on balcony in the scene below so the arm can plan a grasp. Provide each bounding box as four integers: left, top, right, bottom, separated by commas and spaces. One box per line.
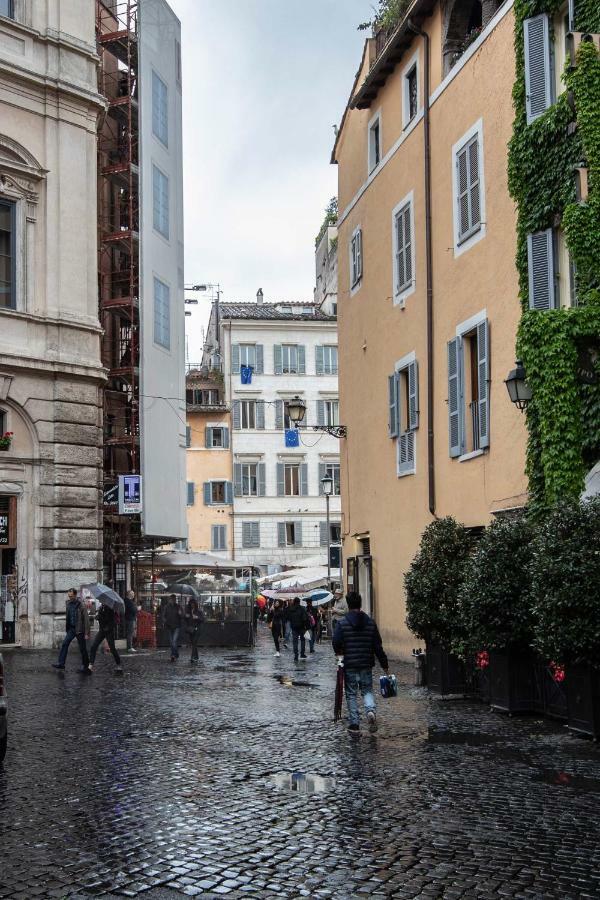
531, 499, 600, 737
457, 515, 540, 713
0, 431, 13, 451
405, 517, 474, 695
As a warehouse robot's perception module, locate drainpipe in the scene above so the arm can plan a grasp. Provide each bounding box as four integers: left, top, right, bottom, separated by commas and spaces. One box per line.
408, 19, 435, 516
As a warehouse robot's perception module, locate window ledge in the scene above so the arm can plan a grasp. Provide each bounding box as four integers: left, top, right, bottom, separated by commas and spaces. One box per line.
397, 468, 415, 478
458, 449, 485, 463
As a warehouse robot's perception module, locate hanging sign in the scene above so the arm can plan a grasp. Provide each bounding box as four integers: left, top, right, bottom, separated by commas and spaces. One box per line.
0, 511, 8, 545
118, 474, 143, 515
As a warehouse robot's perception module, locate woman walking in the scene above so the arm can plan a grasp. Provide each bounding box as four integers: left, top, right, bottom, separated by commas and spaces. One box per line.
267, 600, 285, 657
88, 602, 122, 674
185, 597, 204, 665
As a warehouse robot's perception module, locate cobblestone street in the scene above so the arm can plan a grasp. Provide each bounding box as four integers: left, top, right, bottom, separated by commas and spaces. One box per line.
1, 629, 600, 899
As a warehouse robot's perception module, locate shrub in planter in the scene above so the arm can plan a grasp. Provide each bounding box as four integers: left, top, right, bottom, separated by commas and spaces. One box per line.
531, 499, 600, 736
405, 517, 474, 694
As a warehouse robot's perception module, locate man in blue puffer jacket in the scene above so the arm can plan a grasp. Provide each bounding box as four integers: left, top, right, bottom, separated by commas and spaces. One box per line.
332, 591, 389, 734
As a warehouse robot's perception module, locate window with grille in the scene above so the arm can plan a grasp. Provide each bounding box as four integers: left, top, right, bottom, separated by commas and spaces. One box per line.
152, 70, 168, 147
152, 165, 170, 239
153, 277, 170, 349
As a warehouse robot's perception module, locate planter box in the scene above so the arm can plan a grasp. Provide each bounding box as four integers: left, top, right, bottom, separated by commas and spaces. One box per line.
470, 665, 491, 704
566, 664, 600, 738
489, 650, 539, 714
536, 662, 568, 721
426, 642, 466, 695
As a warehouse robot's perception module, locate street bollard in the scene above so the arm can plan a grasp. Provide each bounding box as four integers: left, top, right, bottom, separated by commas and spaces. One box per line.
412, 647, 426, 686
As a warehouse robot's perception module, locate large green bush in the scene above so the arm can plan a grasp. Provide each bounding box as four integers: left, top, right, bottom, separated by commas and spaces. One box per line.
531, 499, 600, 666
456, 516, 535, 657
405, 517, 474, 647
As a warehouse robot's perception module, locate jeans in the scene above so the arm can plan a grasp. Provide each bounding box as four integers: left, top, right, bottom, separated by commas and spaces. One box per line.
58, 629, 89, 668
89, 627, 121, 666
168, 627, 180, 659
284, 621, 292, 644
125, 619, 136, 650
292, 629, 306, 660
345, 669, 376, 726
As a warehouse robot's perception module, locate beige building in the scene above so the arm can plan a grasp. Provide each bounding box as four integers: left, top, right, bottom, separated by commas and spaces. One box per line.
0, 1, 105, 647
185, 367, 233, 556
334, 0, 534, 657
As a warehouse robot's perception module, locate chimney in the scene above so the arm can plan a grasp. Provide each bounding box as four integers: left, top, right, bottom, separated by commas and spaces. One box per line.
256, 288, 264, 305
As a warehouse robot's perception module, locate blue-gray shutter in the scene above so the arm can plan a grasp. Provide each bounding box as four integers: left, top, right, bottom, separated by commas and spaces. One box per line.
317, 400, 325, 427
222, 427, 230, 449
300, 463, 308, 496
251, 522, 260, 548
477, 319, 490, 449
233, 400, 241, 430
388, 374, 399, 438
294, 521, 303, 547
316, 346, 324, 375
275, 400, 284, 430
408, 361, 419, 430
232, 344, 240, 373
318, 462, 327, 494
320, 521, 328, 546
277, 463, 285, 496
297, 345, 306, 375
211, 525, 222, 551
256, 400, 265, 430
255, 344, 264, 374
187, 482, 195, 505
524, 14, 553, 125
258, 463, 266, 496
398, 431, 415, 474
211, 525, 217, 550
234, 463, 243, 496
205, 426, 212, 448
203, 482, 211, 505
242, 522, 252, 548
448, 337, 462, 458
224, 482, 233, 505
528, 229, 556, 310
278, 522, 286, 547
186, 425, 191, 447
274, 345, 283, 375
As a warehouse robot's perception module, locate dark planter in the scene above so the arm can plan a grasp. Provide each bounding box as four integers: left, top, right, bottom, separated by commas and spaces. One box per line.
565, 664, 600, 739
426, 641, 466, 695
489, 649, 539, 714
470, 665, 491, 704
536, 661, 568, 721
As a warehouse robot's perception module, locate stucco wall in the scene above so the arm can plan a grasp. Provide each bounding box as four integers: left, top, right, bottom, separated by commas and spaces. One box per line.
186, 407, 233, 555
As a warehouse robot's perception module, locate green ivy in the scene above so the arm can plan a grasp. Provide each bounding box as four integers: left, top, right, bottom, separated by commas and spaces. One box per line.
314, 196, 338, 249
508, 1, 600, 511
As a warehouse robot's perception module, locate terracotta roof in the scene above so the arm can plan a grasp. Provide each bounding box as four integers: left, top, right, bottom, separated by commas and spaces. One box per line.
219, 302, 336, 322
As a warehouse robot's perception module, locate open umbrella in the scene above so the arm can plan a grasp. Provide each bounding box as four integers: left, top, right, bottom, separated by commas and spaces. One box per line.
82, 583, 125, 613
334, 658, 345, 722
256, 595, 267, 609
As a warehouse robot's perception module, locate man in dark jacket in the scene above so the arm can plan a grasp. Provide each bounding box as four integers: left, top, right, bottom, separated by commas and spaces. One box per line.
53, 589, 90, 671
332, 591, 389, 734
163, 594, 182, 662
286, 597, 309, 662
88, 603, 122, 673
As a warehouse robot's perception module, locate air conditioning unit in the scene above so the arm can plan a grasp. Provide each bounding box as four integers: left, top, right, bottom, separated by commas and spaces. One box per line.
567, 32, 600, 67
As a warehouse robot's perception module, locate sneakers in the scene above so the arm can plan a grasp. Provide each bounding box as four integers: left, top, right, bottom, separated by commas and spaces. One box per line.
127, 647, 137, 653
348, 724, 360, 735
283, 643, 289, 649
52, 663, 65, 670
367, 711, 378, 733
274, 652, 280, 657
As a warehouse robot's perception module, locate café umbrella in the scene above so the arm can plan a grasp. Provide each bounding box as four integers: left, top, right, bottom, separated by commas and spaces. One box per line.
82, 583, 125, 614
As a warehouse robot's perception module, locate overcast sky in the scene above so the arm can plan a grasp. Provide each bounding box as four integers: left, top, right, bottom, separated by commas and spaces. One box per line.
167, 0, 370, 359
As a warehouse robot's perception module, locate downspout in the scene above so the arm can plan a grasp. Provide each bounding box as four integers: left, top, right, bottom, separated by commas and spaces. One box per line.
408, 19, 435, 516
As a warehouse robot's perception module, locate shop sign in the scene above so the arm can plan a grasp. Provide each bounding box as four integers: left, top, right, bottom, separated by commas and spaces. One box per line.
0, 512, 8, 545
118, 474, 142, 515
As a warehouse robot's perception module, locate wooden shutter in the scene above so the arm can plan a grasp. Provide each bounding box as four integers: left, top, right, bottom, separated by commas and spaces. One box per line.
468, 138, 481, 229
187, 482, 195, 505
232, 400, 241, 430
317, 400, 325, 427
185, 425, 191, 448
256, 400, 265, 430
255, 344, 264, 374
232, 344, 240, 373
297, 345, 306, 375
234, 463, 243, 496
258, 463, 266, 497
294, 521, 303, 546
448, 337, 463, 458
457, 145, 470, 239
242, 522, 251, 547
204, 426, 212, 449
524, 14, 552, 125
398, 431, 415, 474
528, 229, 556, 310
388, 374, 399, 438
300, 463, 308, 496
203, 482, 211, 505
318, 462, 326, 494
224, 482, 233, 505
320, 521, 328, 546
274, 344, 283, 375
403, 206, 412, 287
277, 463, 285, 496
316, 346, 324, 375
252, 522, 260, 548
275, 400, 283, 430
222, 427, 230, 449
278, 522, 286, 547
408, 361, 419, 430
477, 319, 490, 449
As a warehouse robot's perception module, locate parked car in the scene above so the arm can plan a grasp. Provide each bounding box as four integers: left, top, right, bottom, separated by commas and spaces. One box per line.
0, 653, 7, 762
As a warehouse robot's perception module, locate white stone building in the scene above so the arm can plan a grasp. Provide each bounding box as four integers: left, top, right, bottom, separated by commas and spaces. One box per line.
0, 1, 105, 647
203, 293, 341, 572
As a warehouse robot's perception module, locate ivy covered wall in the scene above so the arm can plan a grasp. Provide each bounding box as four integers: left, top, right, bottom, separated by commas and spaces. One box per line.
508, 0, 600, 508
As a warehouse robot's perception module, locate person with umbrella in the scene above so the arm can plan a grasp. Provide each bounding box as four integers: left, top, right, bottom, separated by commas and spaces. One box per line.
185, 597, 204, 665
163, 593, 183, 662
52, 588, 91, 672
86, 584, 124, 674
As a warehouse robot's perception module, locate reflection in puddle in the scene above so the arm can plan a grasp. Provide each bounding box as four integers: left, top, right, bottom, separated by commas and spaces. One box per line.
533, 770, 600, 793
273, 675, 319, 688
270, 772, 336, 794
428, 729, 500, 746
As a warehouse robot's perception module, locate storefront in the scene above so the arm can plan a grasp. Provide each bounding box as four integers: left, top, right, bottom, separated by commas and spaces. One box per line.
0, 495, 17, 643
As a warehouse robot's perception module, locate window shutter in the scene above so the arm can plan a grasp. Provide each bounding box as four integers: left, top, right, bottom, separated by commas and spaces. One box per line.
222, 427, 230, 449
468, 139, 481, 228
233, 400, 241, 430
187, 482, 195, 505
356, 229, 363, 280
527, 229, 556, 310
477, 319, 490, 449
294, 521, 303, 547
211, 525, 220, 551
252, 522, 260, 548
258, 463, 266, 497
186, 425, 191, 448
224, 482, 233, 505
320, 521, 328, 546
275, 400, 283, 430
232, 344, 240, 373
388, 374, 399, 438
448, 337, 462, 458
278, 522, 286, 547
256, 400, 265, 430
277, 463, 285, 496
297, 345, 306, 375
317, 400, 325, 427
403, 206, 412, 286
274, 345, 283, 375
203, 482, 212, 505
242, 522, 250, 548
316, 346, 324, 375
398, 433, 411, 474
300, 463, 308, 496
524, 14, 552, 125
205, 426, 212, 449
408, 361, 419, 430
234, 463, 243, 497
255, 344, 264, 374
457, 147, 470, 239
318, 462, 326, 494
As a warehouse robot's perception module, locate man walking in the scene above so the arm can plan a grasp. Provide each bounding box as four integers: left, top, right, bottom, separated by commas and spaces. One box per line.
286, 597, 309, 662
124, 590, 138, 653
53, 589, 90, 671
332, 592, 389, 734
88, 603, 123, 674
163, 594, 182, 662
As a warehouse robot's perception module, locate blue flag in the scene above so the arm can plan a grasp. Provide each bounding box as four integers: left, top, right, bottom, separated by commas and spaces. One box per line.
285, 428, 300, 448
241, 365, 253, 384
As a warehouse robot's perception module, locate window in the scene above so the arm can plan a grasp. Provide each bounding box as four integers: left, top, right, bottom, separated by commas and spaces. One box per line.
388, 354, 419, 475
392, 196, 414, 301
453, 122, 485, 255
282, 345, 298, 374
317, 399, 339, 427
368, 110, 381, 173
211, 481, 225, 503
232, 343, 263, 373
242, 522, 260, 549
186, 425, 191, 448
448, 316, 490, 458
350, 227, 363, 289
242, 463, 258, 497
240, 400, 255, 429
152, 165, 169, 239
316, 345, 338, 376
402, 54, 420, 127
0, 199, 15, 310
319, 462, 341, 495
320, 521, 342, 546
152, 71, 168, 146
524, 14, 553, 125
284, 464, 300, 496
527, 229, 559, 310
278, 521, 302, 547
210, 427, 224, 448
553, 4, 570, 100
153, 277, 170, 349
233, 399, 265, 430
211, 525, 226, 552
277, 462, 307, 497
234, 461, 265, 497
205, 426, 229, 448
187, 482, 195, 506
187, 389, 221, 406
203, 480, 233, 505
0, 0, 14, 19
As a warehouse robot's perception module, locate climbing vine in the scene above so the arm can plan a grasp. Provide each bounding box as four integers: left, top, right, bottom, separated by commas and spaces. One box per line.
508, 0, 600, 510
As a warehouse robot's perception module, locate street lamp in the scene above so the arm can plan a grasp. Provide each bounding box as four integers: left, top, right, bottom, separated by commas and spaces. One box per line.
287, 394, 347, 439
505, 360, 532, 411
321, 473, 334, 592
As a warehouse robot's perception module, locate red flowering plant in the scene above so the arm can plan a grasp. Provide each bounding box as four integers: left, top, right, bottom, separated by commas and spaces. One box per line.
475, 650, 490, 670
549, 661, 566, 683
0, 431, 13, 450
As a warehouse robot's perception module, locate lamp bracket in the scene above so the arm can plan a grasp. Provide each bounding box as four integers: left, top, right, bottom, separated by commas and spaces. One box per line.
312, 424, 347, 439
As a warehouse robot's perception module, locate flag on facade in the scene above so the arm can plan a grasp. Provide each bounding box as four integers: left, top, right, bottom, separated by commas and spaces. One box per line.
285, 428, 300, 447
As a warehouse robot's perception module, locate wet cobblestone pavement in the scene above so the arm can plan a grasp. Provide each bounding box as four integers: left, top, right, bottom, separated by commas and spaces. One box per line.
2, 630, 600, 899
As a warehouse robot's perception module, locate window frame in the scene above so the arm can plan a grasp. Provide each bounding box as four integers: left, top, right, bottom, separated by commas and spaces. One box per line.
350, 226, 363, 291
239, 399, 256, 430
211, 524, 226, 552
151, 70, 169, 147
281, 344, 299, 375
241, 462, 259, 497
367, 109, 382, 174
284, 463, 300, 497
0, 198, 16, 311
402, 50, 420, 128
153, 276, 171, 350
0, 0, 14, 19
449, 309, 490, 460
152, 163, 170, 239
285, 522, 298, 547
391, 351, 419, 477
452, 120, 486, 257
391, 191, 415, 305
211, 426, 225, 448
322, 345, 338, 375
324, 462, 341, 496
242, 521, 260, 549
323, 399, 340, 427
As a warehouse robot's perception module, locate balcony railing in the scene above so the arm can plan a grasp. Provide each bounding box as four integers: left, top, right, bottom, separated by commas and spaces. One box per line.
470, 401, 480, 452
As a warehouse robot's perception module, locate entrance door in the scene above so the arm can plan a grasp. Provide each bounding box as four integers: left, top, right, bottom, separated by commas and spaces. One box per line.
0, 496, 17, 642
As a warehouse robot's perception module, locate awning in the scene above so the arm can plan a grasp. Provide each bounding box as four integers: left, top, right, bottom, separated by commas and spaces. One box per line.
135, 551, 249, 570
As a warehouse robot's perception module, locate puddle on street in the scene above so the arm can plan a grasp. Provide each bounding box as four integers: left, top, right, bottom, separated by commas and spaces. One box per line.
273, 675, 319, 688
428, 729, 501, 746
270, 772, 336, 794
533, 770, 600, 793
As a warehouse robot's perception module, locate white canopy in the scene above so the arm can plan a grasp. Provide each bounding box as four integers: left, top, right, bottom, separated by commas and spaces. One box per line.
257, 565, 341, 592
